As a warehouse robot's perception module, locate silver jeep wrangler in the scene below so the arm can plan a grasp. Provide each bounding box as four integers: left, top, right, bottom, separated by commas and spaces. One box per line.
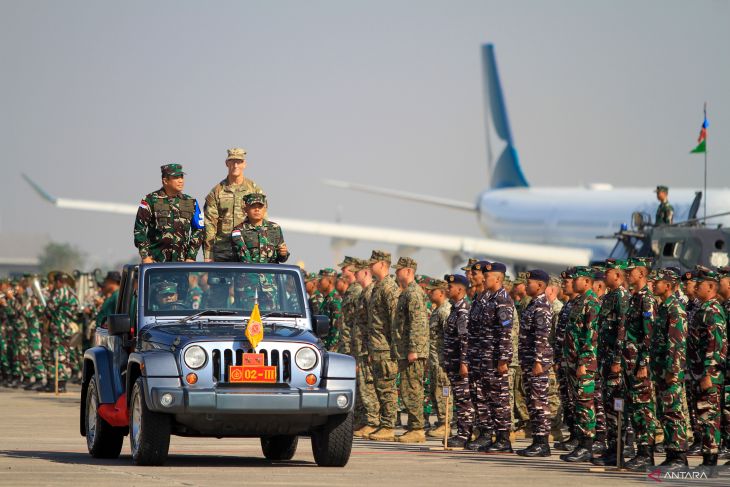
80, 263, 356, 466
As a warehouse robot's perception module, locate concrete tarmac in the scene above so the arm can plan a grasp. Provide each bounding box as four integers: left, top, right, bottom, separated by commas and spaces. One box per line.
0, 386, 725, 486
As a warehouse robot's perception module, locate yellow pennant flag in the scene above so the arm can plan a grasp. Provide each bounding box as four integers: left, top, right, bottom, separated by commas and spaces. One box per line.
245, 302, 264, 350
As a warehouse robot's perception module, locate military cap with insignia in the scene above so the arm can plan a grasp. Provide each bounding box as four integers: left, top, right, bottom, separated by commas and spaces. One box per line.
560, 267, 577, 279
716, 266, 730, 277
460, 258, 478, 271
392, 256, 417, 271
319, 268, 337, 278
350, 258, 370, 272
483, 262, 507, 273
471, 260, 490, 272
513, 271, 529, 285
573, 266, 594, 278
161, 163, 185, 177
680, 270, 695, 282
426, 278, 448, 291
526, 269, 549, 284
244, 192, 267, 206
444, 274, 469, 287
693, 265, 720, 283
305, 272, 318, 282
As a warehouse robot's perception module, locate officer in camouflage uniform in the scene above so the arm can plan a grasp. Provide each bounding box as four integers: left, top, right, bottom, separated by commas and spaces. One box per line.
554, 268, 580, 451
592, 259, 632, 466
337, 256, 362, 356
511, 272, 530, 435
479, 262, 515, 453
231, 193, 289, 264
560, 267, 601, 462
623, 257, 658, 471
351, 258, 380, 437
425, 278, 451, 438
203, 147, 263, 262
443, 274, 473, 448
651, 269, 690, 470
682, 270, 703, 453
718, 267, 730, 462
465, 261, 494, 450
516, 270, 553, 457
305, 272, 324, 313
367, 250, 401, 442
134, 164, 204, 263
655, 185, 674, 225
688, 266, 727, 475
390, 257, 429, 443
545, 275, 565, 443
3, 283, 27, 388
316, 269, 343, 351
45, 272, 79, 393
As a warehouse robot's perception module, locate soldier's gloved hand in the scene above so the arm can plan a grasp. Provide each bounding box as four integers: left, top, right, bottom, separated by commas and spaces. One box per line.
459, 363, 468, 378
700, 374, 713, 391
636, 366, 648, 379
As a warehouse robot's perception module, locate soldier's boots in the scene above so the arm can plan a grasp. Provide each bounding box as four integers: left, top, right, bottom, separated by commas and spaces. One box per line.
42, 381, 67, 393
29, 381, 47, 392
591, 441, 621, 466
653, 442, 665, 454
592, 433, 607, 456
687, 437, 702, 456
695, 453, 719, 478
396, 429, 426, 443
560, 436, 593, 462
717, 444, 730, 459
427, 424, 448, 438
465, 431, 492, 451
446, 436, 467, 449
624, 445, 654, 471
423, 417, 431, 430
395, 413, 403, 428
353, 425, 378, 438
623, 430, 636, 458
658, 450, 689, 472
368, 427, 396, 442
554, 428, 579, 451
481, 431, 512, 453
516, 435, 551, 457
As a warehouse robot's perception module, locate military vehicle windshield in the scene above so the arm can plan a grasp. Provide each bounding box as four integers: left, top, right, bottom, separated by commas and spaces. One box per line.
143, 267, 305, 318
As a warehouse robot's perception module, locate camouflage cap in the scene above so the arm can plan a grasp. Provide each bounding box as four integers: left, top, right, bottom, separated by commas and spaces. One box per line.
604, 258, 628, 270
304, 272, 318, 282
337, 256, 357, 269
155, 281, 177, 295
656, 268, 680, 282
647, 269, 659, 281
548, 275, 562, 286
626, 257, 653, 269
350, 258, 370, 272
513, 271, 529, 285
693, 265, 720, 283
560, 267, 577, 279
656, 185, 669, 193
460, 258, 478, 271
392, 256, 417, 271
717, 266, 730, 278
161, 163, 185, 177
415, 274, 430, 285
318, 268, 337, 278
226, 147, 247, 161
426, 278, 448, 291
573, 266, 593, 278
367, 249, 391, 265
336, 272, 345, 280
244, 192, 267, 206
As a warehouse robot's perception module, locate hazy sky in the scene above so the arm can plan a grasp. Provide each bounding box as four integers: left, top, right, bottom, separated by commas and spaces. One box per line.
2, 0, 729, 275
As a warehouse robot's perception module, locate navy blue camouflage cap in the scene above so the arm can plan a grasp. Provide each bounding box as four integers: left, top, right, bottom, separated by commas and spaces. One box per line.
471, 260, 490, 272
483, 262, 507, 273
161, 163, 185, 177
525, 269, 549, 284
444, 274, 469, 287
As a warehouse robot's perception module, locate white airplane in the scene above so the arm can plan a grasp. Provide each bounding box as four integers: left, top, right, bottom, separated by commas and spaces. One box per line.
23, 44, 729, 270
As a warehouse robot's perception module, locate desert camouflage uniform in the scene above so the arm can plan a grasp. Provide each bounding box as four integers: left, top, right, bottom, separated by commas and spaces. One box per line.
428, 299, 451, 425
354, 282, 379, 427
339, 282, 362, 356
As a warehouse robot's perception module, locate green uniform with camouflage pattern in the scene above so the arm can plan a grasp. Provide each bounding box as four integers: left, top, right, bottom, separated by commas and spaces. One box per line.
17, 293, 46, 383
46, 285, 79, 383
564, 282, 601, 440
652, 289, 688, 453
319, 289, 343, 351
134, 187, 204, 262
391, 274, 429, 431
231, 219, 288, 264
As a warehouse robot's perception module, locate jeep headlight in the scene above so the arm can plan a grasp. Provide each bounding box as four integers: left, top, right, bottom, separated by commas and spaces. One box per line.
184, 345, 207, 369
295, 347, 317, 370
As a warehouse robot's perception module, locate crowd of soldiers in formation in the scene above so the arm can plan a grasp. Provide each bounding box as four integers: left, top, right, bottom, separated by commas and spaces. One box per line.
305, 254, 730, 477
0, 271, 121, 393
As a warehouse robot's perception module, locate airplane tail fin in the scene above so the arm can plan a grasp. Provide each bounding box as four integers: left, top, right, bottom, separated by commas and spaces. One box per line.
481, 44, 528, 189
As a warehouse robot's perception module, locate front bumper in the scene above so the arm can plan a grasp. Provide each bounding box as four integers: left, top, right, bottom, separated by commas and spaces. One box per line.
144, 377, 355, 415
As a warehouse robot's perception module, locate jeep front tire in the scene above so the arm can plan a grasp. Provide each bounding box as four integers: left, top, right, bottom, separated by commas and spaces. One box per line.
129, 377, 170, 466
311, 411, 353, 467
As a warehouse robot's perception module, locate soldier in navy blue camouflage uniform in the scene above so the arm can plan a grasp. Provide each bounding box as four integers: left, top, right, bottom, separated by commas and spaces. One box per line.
516, 269, 553, 457
443, 274, 474, 448
464, 261, 494, 450
479, 262, 515, 453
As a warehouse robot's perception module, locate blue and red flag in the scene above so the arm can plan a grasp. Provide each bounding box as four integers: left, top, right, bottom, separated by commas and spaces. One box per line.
691, 104, 708, 154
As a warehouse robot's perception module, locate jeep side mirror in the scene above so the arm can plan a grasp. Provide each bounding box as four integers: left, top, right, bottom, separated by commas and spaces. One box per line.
108, 314, 132, 335
313, 315, 330, 339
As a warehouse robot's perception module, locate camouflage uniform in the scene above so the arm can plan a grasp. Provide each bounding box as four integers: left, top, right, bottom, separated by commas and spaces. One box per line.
46, 284, 79, 383
598, 282, 630, 442
688, 296, 727, 454
519, 292, 553, 437
565, 286, 601, 439
624, 283, 657, 447
318, 283, 343, 351
555, 294, 580, 435
655, 202, 674, 225
19, 294, 46, 383
367, 253, 401, 429
133, 170, 204, 263
203, 148, 263, 262
482, 285, 515, 433
428, 294, 451, 426
548, 294, 564, 440
339, 281, 362, 356
231, 220, 288, 264
467, 288, 493, 434
354, 279, 379, 427
652, 291, 688, 453
391, 261, 429, 431
443, 289, 472, 440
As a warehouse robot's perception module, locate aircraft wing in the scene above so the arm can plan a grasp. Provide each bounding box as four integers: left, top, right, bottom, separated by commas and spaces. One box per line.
23, 174, 590, 267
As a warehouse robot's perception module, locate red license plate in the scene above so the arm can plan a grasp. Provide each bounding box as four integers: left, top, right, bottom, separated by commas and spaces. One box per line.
229, 365, 277, 383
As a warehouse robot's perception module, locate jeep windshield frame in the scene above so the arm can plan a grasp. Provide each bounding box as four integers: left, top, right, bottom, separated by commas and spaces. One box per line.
137, 263, 308, 328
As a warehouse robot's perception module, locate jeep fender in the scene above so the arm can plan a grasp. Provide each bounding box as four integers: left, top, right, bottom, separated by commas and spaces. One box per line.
81, 347, 124, 436
127, 350, 180, 407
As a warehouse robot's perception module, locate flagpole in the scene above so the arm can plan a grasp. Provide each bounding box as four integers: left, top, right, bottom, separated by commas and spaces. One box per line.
704, 102, 707, 222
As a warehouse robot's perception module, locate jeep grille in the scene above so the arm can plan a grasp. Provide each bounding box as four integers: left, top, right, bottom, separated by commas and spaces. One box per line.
211, 346, 292, 384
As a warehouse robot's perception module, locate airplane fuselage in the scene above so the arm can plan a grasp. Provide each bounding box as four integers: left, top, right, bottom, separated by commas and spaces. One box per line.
477, 186, 730, 260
